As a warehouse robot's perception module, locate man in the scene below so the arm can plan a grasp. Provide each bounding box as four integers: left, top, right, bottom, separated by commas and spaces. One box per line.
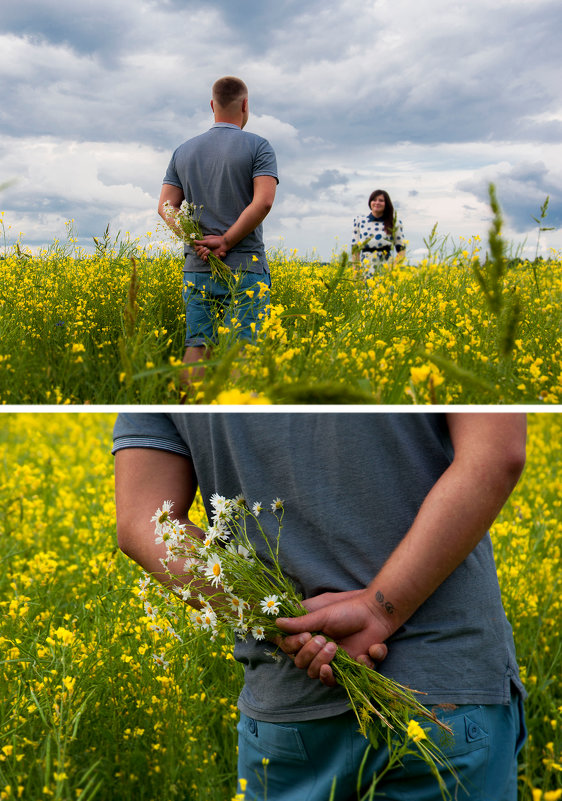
158, 77, 278, 389
113, 412, 527, 800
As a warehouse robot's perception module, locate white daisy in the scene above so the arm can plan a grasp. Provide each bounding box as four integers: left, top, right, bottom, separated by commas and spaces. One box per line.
184, 555, 202, 574
199, 535, 215, 554
191, 606, 217, 632
210, 493, 233, 523
235, 542, 253, 561
270, 498, 284, 513
225, 541, 252, 561
252, 501, 263, 517
265, 649, 283, 663
201, 605, 217, 632
203, 555, 223, 587
139, 573, 151, 591
252, 625, 266, 640
173, 585, 191, 602
232, 494, 247, 510
143, 601, 158, 619
152, 652, 170, 669
207, 522, 229, 541
151, 500, 173, 527
228, 594, 244, 613
260, 595, 281, 616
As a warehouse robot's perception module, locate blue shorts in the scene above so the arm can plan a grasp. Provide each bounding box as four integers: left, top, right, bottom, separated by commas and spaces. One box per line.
182, 271, 271, 347
237, 686, 526, 801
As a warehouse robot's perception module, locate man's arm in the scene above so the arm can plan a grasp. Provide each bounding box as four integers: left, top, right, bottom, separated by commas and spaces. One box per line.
277, 413, 527, 683
193, 175, 277, 260
115, 448, 213, 602
157, 184, 185, 239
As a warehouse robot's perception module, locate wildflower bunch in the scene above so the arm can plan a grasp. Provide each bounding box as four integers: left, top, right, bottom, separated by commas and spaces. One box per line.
151, 495, 456, 794
162, 199, 233, 285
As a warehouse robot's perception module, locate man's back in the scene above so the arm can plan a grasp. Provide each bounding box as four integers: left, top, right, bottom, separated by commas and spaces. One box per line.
163, 123, 278, 273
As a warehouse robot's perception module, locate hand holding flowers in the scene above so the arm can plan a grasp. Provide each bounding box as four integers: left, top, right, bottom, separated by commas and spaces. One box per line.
275, 589, 390, 685
162, 199, 233, 285
192, 233, 228, 261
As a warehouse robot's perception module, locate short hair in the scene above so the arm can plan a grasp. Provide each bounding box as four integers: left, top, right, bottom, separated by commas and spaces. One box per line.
368, 189, 394, 234
212, 76, 248, 108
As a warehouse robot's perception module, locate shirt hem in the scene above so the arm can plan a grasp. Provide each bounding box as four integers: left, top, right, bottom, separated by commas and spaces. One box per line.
182, 265, 267, 275
236, 685, 525, 723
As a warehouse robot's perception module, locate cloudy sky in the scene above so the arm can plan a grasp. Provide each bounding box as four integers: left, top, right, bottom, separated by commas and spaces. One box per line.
2, 0, 562, 261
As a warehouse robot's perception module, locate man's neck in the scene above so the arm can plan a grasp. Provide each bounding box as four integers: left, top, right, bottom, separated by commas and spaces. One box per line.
213, 115, 242, 128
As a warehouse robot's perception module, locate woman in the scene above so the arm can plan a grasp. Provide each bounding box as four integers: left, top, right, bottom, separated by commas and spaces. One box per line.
351, 189, 405, 278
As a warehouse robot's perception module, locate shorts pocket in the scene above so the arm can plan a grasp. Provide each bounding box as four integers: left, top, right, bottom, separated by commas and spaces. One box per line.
237, 716, 308, 762
398, 706, 489, 798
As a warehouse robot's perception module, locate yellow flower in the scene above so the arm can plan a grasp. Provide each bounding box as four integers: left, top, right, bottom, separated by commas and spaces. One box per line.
211, 389, 271, 405
53, 627, 75, 646
407, 719, 427, 742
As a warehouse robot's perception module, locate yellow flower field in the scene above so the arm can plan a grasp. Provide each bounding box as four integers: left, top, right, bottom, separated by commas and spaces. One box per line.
0, 223, 561, 404
0, 412, 560, 800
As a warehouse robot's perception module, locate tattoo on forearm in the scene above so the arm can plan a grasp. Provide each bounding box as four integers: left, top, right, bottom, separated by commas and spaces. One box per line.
375, 590, 395, 615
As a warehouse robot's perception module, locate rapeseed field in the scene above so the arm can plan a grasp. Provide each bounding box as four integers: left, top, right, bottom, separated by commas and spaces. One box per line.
0, 220, 561, 404
0, 413, 560, 800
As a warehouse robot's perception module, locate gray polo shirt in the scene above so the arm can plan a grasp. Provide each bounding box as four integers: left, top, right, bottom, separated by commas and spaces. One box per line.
112, 413, 524, 722
163, 123, 278, 274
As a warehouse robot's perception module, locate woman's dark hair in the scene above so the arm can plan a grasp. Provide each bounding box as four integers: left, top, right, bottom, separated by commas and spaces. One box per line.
368, 189, 394, 235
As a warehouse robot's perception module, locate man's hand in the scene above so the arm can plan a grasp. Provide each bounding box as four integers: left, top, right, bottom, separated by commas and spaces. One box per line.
193, 234, 228, 261
275, 589, 390, 686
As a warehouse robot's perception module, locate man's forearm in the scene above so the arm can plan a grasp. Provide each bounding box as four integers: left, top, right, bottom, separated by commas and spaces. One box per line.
195, 175, 276, 257
159, 204, 183, 240
221, 197, 273, 250
363, 413, 526, 635
157, 184, 186, 240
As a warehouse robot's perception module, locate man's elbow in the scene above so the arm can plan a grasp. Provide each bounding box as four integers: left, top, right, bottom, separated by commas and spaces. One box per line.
116, 516, 137, 560
491, 440, 526, 498
257, 197, 274, 218
503, 441, 526, 490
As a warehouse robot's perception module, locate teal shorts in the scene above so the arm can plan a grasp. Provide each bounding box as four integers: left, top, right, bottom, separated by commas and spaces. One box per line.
182, 271, 271, 347
237, 685, 526, 801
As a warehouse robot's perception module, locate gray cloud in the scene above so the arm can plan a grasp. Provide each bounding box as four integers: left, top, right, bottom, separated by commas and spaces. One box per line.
310, 169, 349, 192
457, 161, 562, 233
2, 0, 562, 258
3, 0, 559, 148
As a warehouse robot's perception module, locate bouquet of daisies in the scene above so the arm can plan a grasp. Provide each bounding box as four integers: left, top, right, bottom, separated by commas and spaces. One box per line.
162, 199, 233, 285
149, 494, 456, 795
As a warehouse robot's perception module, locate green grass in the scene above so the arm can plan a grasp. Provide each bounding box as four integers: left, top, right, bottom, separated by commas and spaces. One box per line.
0, 249, 560, 407
1, 205, 561, 404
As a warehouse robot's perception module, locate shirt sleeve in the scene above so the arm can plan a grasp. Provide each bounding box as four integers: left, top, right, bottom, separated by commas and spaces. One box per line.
351, 216, 361, 247
112, 413, 191, 458
252, 138, 279, 183
162, 150, 183, 189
